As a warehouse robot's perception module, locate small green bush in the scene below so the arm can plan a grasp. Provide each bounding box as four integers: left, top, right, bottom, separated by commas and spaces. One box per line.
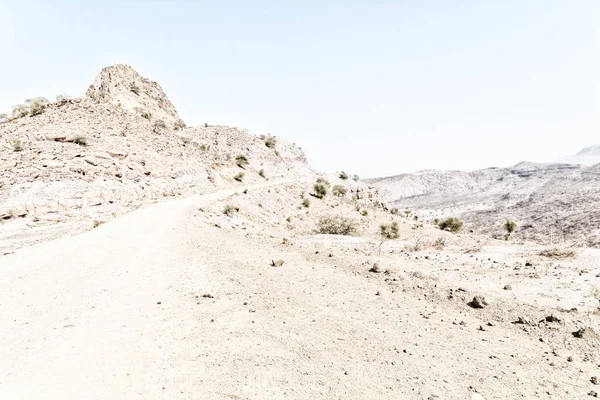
332, 185, 347, 197
264, 135, 277, 149
361, 210, 368, 217
27, 97, 49, 116
390, 208, 398, 215
380, 222, 399, 239
258, 169, 265, 178
352, 175, 360, 181
438, 217, 463, 233
339, 171, 348, 180
12, 104, 29, 118
235, 155, 249, 168
12, 139, 23, 152
0, 113, 7, 121
317, 215, 358, 235
223, 205, 234, 216
505, 220, 517, 234
56, 94, 71, 101
313, 183, 327, 199
234, 172, 245, 182
173, 119, 186, 131
302, 198, 310, 208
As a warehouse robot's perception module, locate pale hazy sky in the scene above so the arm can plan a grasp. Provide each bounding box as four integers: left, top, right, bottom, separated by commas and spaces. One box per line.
1, 1, 598, 177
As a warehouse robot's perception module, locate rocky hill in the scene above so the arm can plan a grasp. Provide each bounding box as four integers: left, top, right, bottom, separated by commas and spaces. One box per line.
367, 160, 600, 247
0, 64, 379, 251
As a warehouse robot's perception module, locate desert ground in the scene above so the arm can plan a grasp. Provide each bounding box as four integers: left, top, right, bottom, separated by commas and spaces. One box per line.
1, 65, 599, 399
1, 178, 599, 400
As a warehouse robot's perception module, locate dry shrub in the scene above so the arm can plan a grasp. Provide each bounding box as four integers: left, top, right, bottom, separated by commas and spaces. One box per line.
405, 236, 426, 252
332, 184, 347, 197
539, 247, 576, 259
432, 237, 446, 250
317, 215, 358, 235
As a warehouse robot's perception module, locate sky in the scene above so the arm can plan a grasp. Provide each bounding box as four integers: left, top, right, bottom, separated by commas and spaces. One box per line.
0, 1, 598, 177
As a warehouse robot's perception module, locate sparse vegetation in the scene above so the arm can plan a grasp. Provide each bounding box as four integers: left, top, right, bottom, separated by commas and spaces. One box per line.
173, 119, 186, 131
152, 119, 167, 132
263, 135, 277, 149
361, 210, 368, 217
317, 215, 358, 235
391, 208, 399, 215
339, 171, 348, 180
12, 139, 23, 152
380, 222, 400, 239
332, 184, 347, 197
200, 144, 209, 151
406, 236, 426, 252
352, 175, 360, 181
316, 177, 330, 186
12, 104, 29, 118
302, 198, 310, 208
234, 172, 245, 182
0, 113, 7, 121
223, 205, 234, 216
258, 169, 265, 178
93, 220, 105, 228
235, 155, 249, 168
505, 220, 517, 234
539, 247, 576, 259
56, 93, 71, 101
27, 97, 49, 116
432, 237, 446, 250
313, 183, 328, 199
438, 217, 463, 233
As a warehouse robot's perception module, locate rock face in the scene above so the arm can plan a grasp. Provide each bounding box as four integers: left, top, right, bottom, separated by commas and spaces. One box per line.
86, 64, 181, 126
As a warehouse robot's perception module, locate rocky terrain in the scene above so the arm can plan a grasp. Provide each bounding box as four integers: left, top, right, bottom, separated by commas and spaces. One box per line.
367, 160, 600, 247
1, 66, 599, 399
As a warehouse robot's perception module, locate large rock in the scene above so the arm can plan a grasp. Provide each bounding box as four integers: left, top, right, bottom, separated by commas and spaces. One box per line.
86, 64, 181, 126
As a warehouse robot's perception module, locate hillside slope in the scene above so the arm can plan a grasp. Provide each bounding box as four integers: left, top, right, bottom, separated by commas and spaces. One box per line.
367, 161, 600, 247
0, 65, 315, 250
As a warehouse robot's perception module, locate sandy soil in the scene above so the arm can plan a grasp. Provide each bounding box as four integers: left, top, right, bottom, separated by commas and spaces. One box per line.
1, 181, 599, 400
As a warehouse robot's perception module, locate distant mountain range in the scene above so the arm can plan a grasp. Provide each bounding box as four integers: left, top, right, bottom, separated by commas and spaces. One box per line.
367, 146, 600, 247
556, 144, 600, 165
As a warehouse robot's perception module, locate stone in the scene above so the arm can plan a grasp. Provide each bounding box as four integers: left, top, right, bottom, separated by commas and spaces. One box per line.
271, 259, 284, 267
370, 263, 382, 273
515, 316, 532, 325
470, 296, 488, 309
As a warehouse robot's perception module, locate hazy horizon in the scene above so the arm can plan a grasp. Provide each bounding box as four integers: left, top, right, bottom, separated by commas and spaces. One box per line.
1, 1, 598, 177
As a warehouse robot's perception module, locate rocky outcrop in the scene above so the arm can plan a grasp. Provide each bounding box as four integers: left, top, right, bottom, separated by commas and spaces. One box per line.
86, 64, 181, 126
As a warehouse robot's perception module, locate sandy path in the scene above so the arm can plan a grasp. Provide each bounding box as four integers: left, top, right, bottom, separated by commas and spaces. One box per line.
0, 181, 595, 399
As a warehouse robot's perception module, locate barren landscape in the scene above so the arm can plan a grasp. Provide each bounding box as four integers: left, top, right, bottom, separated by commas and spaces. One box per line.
1, 66, 599, 399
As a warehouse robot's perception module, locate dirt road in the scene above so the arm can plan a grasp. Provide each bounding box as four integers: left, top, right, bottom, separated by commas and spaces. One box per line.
0, 182, 596, 399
